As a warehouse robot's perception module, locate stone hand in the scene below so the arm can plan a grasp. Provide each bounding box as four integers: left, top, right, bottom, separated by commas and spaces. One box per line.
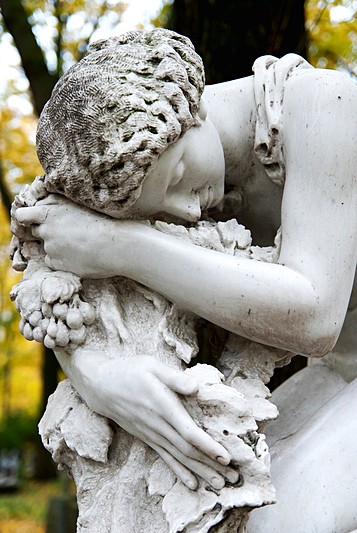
85, 356, 236, 490
15, 197, 123, 278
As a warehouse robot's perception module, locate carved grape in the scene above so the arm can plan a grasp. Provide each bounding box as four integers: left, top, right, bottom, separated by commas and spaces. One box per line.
41, 302, 53, 318
79, 301, 95, 325
23, 323, 34, 341
53, 302, 68, 320
66, 308, 84, 330
29, 310, 42, 327
47, 317, 58, 338
44, 334, 56, 350
14, 261, 95, 348
33, 326, 44, 343
41, 317, 50, 334
55, 321, 70, 347
69, 326, 86, 345
19, 317, 25, 334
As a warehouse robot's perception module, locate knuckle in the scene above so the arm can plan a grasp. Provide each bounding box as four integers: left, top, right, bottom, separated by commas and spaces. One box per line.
179, 423, 196, 443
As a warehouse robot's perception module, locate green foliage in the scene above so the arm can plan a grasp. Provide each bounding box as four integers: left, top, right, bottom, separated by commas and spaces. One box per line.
0, 412, 38, 448
306, 0, 357, 78
0, 479, 63, 531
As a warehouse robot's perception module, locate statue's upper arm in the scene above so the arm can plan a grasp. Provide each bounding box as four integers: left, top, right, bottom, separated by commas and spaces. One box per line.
279, 69, 357, 337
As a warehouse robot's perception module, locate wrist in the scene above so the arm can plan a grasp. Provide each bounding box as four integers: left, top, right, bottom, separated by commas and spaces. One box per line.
111, 220, 151, 279
88, 217, 135, 278
56, 347, 108, 412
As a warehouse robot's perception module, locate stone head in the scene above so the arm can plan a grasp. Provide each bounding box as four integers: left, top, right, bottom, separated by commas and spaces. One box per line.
36, 29, 205, 217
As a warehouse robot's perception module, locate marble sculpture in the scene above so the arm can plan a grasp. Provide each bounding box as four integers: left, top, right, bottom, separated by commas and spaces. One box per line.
10, 29, 357, 532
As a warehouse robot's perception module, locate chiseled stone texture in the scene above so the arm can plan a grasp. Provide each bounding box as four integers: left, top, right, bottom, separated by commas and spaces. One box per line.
31, 209, 283, 532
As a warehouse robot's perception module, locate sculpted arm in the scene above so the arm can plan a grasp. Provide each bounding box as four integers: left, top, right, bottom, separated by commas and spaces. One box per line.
16, 72, 357, 357
124, 70, 357, 356
16, 204, 319, 353
277, 69, 357, 353
140, 70, 357, 356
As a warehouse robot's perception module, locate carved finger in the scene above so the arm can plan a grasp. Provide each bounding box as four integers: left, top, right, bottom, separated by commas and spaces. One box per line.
149, 369, 230, 465
149, 443, 198, 490
134, 421, 228, 489
143, 406, 229, 472
16, 206, 49, 225
175, 413, 231, 466
141, 426, 227, 490
174, 452, 226, 489
155, 365, 198, 396
148, 415, 238, 482
153, 388, 230, 466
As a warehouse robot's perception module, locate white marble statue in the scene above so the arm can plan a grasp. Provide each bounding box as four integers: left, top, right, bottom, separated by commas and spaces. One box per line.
11, 176, 281, 532
10, 29, 357, 532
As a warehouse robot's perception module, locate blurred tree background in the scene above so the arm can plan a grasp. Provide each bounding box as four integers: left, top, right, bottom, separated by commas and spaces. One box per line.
0, 0, 356, 529
0, 0, 128, 483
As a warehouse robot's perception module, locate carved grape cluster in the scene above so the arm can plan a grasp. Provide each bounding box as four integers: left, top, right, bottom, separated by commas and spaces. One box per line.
10, 175, 96, 352
18, 294, 95, 351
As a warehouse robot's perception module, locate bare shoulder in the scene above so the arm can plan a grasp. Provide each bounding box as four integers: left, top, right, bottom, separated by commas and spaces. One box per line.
282, 66, 357, 173
284, 67, 357, 116
282, 66, 357, 185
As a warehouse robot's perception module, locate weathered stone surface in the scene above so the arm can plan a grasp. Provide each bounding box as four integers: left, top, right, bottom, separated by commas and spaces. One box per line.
33, 215, 279, 532
10, 27, 357, 533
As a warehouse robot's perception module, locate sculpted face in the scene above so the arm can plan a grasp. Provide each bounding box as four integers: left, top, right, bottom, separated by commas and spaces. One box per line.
128, 105, 225, 222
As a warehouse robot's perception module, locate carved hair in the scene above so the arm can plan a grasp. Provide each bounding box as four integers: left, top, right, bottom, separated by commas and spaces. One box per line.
36, 29, 205, 216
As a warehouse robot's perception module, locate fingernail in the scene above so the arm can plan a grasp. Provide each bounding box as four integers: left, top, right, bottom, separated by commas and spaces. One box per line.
186, 477, 198, 490
211, 476, 225, 490
217, 455, 230, 466
226, 470, 239, 484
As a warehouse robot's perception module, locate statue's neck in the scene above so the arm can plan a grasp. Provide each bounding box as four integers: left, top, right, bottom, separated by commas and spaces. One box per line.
203, 76, 257, 186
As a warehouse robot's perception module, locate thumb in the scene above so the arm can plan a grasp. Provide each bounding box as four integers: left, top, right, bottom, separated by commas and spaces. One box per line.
15, 206, 49, 225
156, 364, 198, 396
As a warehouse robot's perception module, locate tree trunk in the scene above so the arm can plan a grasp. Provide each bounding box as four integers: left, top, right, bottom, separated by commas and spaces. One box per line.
0, 0, 58, 115
0, 162, 13, 220
168, 0, 306, 83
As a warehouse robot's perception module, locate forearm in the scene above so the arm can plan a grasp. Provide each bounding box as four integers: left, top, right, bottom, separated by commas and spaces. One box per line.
19, 200, 349, 357
54, 347, 105, 413
115, 223, 329, 356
